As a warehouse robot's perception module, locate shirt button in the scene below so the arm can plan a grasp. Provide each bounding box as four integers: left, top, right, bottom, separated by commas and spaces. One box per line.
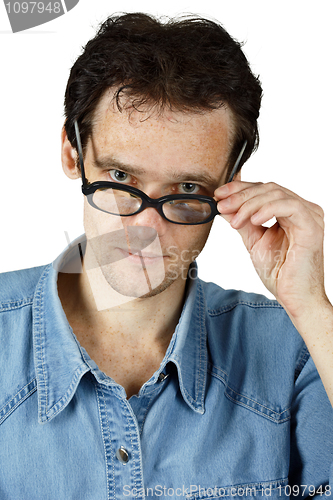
116, 446, 129, 464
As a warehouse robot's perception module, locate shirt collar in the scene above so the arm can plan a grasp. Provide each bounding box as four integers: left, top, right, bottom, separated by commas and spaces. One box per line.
33, 235, 89, 424
33, 235, 207, 423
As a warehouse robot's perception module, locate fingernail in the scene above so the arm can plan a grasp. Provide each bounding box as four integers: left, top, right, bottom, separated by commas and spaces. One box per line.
218, 198, 231, 208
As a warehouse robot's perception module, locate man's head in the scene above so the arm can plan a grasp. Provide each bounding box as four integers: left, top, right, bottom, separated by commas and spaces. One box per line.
64, 12, 262, 180
61, 13, 262, 303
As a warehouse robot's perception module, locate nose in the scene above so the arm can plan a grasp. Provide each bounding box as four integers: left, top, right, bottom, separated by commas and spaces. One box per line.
128, 224, 157, 241
131, 206, 168, 238
124, 225, 159, 253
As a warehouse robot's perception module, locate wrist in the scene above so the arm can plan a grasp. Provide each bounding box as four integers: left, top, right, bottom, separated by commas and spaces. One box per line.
286, 295, 333, 347
287, 297, 333, 407
282, 293, 331, 333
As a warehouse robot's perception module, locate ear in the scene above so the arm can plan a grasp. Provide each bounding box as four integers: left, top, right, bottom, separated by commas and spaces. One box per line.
61, 126, 81, 180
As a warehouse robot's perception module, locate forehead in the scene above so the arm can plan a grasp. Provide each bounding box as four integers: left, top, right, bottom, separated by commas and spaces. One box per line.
88, 92, 234, 182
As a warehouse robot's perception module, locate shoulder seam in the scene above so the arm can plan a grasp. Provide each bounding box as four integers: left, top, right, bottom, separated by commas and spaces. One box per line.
208, 300, 282, 316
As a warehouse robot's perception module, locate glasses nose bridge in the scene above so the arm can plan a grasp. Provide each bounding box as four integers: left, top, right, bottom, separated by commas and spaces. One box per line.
132, 203, 168, 235
139, 195, 166, 220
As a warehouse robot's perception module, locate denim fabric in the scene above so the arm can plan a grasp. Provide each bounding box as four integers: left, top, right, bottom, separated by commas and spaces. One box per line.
0, 238, 332, 500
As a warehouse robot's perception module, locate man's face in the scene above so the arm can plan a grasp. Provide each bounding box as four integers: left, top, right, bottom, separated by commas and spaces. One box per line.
82, 93, 233, 300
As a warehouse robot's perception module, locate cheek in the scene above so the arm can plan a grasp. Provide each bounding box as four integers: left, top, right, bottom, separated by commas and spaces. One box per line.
192, 225, 212, 256
83, 198, 125, 238
173, 222, 212, 258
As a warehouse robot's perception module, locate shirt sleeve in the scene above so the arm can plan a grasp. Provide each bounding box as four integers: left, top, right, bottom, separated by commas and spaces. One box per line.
289, 354, 333, 496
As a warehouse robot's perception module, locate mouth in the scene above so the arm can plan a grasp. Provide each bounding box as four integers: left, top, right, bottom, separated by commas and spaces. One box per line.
117, 247, 166, 265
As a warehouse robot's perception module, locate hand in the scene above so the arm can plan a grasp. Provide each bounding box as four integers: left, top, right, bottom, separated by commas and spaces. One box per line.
215, 180, 328, 320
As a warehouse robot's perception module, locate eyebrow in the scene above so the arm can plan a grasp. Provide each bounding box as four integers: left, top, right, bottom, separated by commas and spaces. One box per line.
93, 156, 147, 176
93, 155, 220, 186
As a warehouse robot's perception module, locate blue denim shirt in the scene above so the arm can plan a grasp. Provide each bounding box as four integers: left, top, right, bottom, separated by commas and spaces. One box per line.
0, 238, 332, 500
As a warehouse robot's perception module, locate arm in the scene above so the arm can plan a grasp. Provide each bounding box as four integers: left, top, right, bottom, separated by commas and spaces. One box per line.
290, 298, 333, 406
215, 180, 333, 406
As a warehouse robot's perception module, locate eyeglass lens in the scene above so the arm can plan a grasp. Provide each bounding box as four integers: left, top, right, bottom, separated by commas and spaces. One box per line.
92, 187, 142, 215
163, 199, 211, 223
90, 187, 212, 224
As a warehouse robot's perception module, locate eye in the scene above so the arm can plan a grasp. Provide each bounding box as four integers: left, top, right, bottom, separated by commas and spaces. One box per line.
108, 169, 132, 183
179, 182, 200, 194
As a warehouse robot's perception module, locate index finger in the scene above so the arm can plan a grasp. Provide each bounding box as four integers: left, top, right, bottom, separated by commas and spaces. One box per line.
214, 180, 263, 200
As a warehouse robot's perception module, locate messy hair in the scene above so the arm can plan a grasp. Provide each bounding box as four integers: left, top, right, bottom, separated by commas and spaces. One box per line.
64, 12, 262, 178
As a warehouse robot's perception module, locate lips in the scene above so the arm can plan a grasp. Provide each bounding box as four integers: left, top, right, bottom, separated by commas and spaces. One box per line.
82, 227, 160, 269
117, 247, 165, 265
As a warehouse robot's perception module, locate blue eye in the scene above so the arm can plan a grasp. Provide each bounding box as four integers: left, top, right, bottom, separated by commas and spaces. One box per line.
109, 170, 130, 182
180, 183, 199, 194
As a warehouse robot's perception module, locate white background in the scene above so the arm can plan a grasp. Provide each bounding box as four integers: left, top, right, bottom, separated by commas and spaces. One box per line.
0, 1, 332, 301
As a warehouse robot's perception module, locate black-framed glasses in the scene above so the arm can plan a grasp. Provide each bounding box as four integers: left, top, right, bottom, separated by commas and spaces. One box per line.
74, 120, 247, 226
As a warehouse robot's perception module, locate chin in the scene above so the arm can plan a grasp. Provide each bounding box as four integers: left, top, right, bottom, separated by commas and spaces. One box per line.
100, 260, 171, 299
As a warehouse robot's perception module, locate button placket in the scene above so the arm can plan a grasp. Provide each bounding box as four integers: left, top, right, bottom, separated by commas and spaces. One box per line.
95, 384, 145, 499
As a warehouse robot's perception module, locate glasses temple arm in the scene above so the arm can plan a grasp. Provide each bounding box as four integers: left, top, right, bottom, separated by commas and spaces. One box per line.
74, 120, 88, 186
226, 140, 248, 183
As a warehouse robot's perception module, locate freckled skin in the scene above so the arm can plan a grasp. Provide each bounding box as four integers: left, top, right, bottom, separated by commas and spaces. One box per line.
59, 94, 234, 397
84, 97, 233, 298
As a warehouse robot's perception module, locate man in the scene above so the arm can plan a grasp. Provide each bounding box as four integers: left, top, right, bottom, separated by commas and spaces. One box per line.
1, 12, 333, 499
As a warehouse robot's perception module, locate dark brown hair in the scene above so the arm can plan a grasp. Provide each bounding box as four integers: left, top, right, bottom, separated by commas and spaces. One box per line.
64, 12, 262, 178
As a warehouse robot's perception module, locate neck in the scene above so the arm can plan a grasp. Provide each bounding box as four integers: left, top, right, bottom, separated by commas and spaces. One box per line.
58, 256, 189, 397
58, 262, 187, 348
